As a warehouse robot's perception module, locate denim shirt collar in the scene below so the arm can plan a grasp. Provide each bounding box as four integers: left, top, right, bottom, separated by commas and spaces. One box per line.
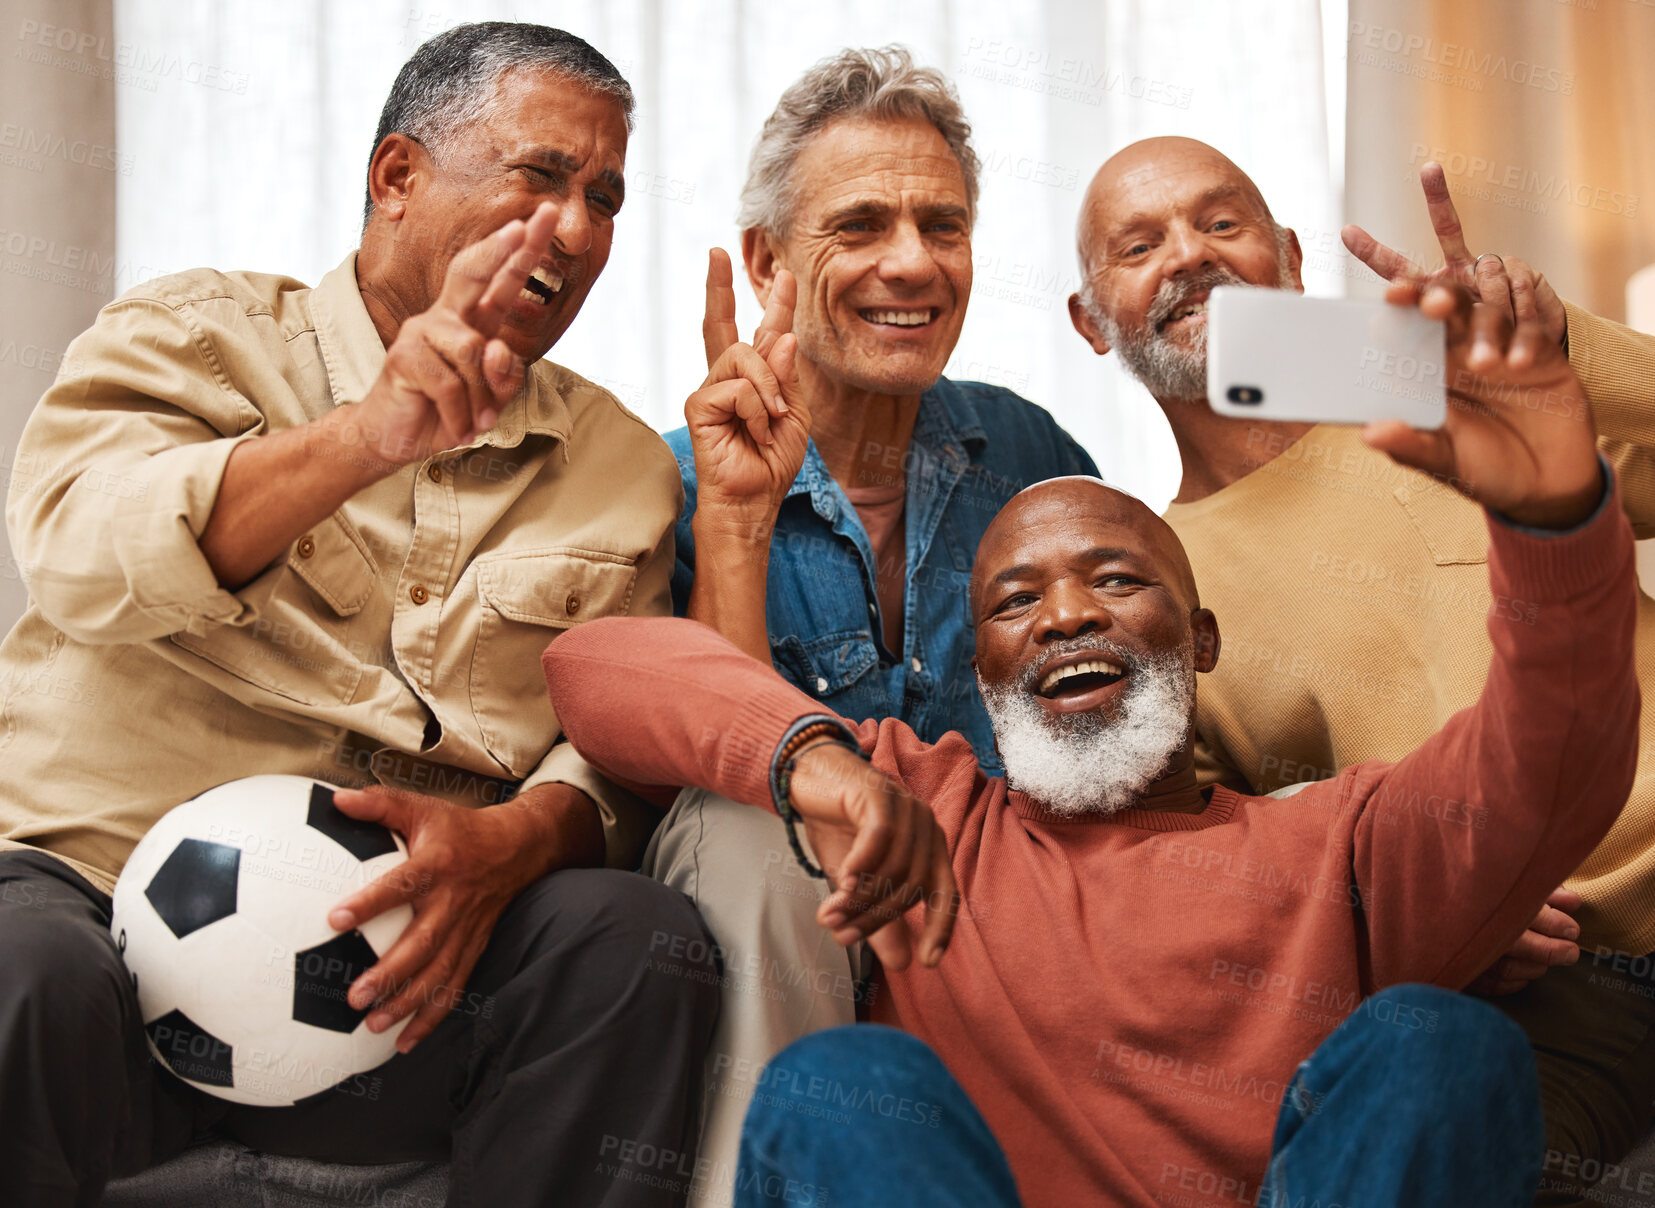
782, 377, 989, 521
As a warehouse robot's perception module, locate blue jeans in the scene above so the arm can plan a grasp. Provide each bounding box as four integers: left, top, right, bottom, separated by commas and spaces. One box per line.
736, 985, 1543, 1206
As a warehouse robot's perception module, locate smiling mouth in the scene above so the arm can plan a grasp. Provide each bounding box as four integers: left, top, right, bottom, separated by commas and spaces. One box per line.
1037, 658, 1126, 699
1157, 298, 1208, 331
858, 307, 939, 328
520, 265, 566, 306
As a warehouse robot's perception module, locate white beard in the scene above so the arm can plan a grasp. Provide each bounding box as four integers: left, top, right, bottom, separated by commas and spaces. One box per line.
978, 642, 1194, 818
1089, 226, 1297, 402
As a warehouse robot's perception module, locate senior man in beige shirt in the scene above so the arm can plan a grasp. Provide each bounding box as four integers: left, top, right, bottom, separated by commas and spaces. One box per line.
0, 23, 716, 1208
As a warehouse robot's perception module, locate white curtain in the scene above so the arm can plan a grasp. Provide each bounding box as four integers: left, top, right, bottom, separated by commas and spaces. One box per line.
114, 0, 1343, 511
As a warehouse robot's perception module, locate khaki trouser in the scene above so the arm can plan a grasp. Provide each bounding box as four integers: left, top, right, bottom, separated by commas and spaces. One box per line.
642, 788, 864, 1208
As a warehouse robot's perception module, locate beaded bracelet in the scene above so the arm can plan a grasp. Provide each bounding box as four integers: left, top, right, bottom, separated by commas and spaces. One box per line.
769, 715, 862, 879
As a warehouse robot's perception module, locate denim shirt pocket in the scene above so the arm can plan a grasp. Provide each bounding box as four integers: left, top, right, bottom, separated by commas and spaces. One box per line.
770, 629, 880, 702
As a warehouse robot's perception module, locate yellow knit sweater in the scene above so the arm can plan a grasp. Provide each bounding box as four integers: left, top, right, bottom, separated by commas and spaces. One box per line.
1165, 301, 1655, 954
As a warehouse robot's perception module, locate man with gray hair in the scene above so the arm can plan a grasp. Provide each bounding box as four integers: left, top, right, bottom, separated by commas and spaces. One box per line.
0, 22, 716, 1207
646, 45, 1096, 1206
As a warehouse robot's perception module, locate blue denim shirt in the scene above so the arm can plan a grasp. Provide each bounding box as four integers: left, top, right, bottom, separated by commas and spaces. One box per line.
666, 377, 1098, 773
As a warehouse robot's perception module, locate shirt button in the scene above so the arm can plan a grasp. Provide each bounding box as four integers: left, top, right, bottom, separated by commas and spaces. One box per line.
427, 463, 443, 483
911, 657, 923, 673
815, 677, 829, 694
409, 584, 429, 605
565, 592, 581, 616
296, 535, 315, 559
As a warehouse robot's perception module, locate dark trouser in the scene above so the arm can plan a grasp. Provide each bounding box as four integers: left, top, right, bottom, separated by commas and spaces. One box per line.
0, 848, 721, 1208
1488, 951, 1655, 1207
737, 985, 1543, 1207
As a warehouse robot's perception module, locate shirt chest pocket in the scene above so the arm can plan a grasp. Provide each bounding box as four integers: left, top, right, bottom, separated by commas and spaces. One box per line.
770, 630, 879, 701
470, 548, 639, 776
1393, 480, 1488, 566
168, 512, 377, 707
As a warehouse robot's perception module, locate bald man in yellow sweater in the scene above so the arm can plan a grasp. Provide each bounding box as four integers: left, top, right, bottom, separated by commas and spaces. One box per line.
1068, 138, 1655, 1207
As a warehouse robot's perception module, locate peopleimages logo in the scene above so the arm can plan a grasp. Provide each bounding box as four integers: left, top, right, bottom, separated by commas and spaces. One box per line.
15, 19, 251, 93
1409, 145, 1638, 219
1349, 21, 1574, 94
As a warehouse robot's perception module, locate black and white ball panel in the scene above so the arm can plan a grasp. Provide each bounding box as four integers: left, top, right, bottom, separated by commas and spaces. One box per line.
110, 775, 413, 1107
143, 837, 241, 939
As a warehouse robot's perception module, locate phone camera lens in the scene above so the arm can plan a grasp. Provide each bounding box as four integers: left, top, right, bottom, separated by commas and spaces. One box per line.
1227, 386, 1264, 405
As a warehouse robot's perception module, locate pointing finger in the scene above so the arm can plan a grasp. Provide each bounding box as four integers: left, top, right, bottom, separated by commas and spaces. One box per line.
752, 269, 797, 359
1419, 162, 1475, 279
438, 215, 529, 326
471, 203, 560, 339
1342, 223, 1422, 283
703, 248, 741, 368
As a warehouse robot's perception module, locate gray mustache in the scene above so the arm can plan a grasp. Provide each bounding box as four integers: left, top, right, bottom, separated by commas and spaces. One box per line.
1020, 635, 1139, 690
1146, 266, 1246, 329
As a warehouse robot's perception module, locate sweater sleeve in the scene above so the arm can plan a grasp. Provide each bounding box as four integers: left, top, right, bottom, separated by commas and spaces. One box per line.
1348, 473, 1640, 991
541, 616, 978, 827
1564, 300, 1655, 535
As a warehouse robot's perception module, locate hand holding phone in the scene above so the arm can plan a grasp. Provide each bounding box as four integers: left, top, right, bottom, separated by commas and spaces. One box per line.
1207, 286, 1447, 429
1362, 279, 1600, 530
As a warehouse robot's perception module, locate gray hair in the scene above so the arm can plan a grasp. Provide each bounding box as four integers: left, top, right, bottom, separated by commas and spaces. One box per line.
363, 21, 634, 228
737, 45, 980, 239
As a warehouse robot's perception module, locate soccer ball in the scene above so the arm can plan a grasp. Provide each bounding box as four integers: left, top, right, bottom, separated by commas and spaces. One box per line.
109, 774, 414, 1107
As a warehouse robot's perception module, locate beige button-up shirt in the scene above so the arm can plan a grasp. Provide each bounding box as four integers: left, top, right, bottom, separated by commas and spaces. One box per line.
1, 253, 680, 892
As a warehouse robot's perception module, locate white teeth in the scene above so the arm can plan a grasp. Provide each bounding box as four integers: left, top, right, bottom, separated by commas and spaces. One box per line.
1039, 658, 1125, 695
532, 266, 564, 292
864, 309, 930, 327
1169, 300, 1207, 323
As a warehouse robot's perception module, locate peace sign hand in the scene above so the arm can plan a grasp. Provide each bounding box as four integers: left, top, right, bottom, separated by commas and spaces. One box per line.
1362, 279, 1599, 530
686, 249, 812, 533
1341, 162, 1566, 343
355, 202, 562, 466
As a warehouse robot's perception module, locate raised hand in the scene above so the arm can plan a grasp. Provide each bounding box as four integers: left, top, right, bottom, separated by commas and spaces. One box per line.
687, 249, 812, 527
1362, 279, 1600, 530
1342, 162, 1566, 343
784, 740, 957, 972
355, 201, 562, 466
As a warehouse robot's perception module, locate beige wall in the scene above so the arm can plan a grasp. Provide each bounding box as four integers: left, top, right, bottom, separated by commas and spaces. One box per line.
0, 0, 116, 633
1346, 0, 1655, 318
1348, 0, 1655, 590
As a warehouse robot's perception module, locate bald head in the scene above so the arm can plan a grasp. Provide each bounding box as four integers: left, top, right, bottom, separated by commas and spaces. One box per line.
1065, 137, 1300, 401
1076, 137, 1275, 275
969, 477, 1219, 813
970, 477, 1201, 620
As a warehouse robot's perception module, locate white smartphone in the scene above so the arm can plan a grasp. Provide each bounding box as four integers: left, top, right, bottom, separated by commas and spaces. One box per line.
1206, 286, 1447, 429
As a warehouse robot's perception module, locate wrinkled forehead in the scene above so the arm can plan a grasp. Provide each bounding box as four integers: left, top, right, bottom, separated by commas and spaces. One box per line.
792, 118, 968, 208
1082, 147, 1270, 249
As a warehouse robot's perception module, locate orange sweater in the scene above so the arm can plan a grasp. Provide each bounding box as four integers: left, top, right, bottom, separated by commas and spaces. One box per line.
1166, 304, 1655, 954
544, 496, 1638, 1206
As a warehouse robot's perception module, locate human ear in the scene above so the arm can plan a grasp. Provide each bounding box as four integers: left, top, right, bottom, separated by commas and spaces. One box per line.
1191, 608, 1221, 672
366, 134, 425, 223
1068, 291, 1113, 356
742, 228, 784, 310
